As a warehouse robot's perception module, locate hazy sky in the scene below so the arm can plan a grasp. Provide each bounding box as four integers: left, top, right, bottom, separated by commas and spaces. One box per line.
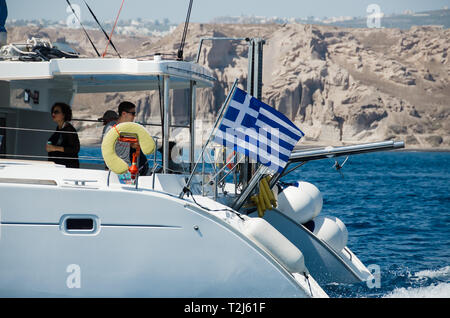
6, 0, 450, 23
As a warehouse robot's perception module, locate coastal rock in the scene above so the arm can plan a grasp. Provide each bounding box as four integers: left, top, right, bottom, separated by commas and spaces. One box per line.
6, 23, 449, 150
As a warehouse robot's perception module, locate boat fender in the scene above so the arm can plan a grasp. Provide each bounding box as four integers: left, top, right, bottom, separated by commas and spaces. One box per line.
242, 217, 308, 274
276, 182, 323, 224
312, 216, 348, 252
102, 122, 155, 174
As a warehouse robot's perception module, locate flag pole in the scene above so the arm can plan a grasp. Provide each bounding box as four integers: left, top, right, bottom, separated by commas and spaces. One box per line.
180, 78, 238, 199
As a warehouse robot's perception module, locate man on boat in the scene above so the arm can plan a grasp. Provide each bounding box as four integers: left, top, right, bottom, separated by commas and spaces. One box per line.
102, 101, 149, 175
0, 0, 7, 47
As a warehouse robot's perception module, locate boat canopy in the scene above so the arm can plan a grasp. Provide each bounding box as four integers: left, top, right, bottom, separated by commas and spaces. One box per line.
0, 57, 215, 93
0, 57, 214, 172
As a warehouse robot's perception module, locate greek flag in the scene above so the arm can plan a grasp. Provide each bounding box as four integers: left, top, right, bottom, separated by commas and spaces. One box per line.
213, 87, 304, 173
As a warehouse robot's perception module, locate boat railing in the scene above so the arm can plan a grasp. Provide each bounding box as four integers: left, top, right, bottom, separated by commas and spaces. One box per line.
0, 124, 163, 169
231, 140, 405, 212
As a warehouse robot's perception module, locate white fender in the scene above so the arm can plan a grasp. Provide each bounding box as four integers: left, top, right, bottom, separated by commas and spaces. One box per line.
101, 122, 155, 174
276, 182, 323, 224
242, 217, 308, 274
312, 216, 349, 252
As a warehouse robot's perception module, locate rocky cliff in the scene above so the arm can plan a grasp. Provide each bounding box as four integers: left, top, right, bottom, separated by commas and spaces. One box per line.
6, 23, 450, 149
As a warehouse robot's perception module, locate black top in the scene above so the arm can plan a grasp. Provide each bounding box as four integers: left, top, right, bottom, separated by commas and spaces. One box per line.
48, 122, 80, 168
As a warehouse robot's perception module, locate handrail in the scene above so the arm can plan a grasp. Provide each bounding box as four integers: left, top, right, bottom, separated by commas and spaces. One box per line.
180, 79, 239, 199
233, 140, 405, 212
289, 141, 405, 163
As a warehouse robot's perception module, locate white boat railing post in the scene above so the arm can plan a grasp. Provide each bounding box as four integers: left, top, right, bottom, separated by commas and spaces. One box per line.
180, 79, 238, 199
190, 80, 196, 173
242, 38, 265, 189
163, 75, 170, 174
152, 138, 158, 190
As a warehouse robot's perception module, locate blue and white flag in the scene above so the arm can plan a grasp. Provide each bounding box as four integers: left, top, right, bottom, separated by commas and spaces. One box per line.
213, 87, 304, 173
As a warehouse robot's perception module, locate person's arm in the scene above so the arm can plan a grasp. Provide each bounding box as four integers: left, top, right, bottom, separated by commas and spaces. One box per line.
46, 144, 64, 152
47, 125, 80, 154
46, 131, 62, 152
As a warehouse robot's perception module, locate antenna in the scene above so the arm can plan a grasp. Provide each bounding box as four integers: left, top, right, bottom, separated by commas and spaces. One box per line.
83, 0, 121, 58
177, 0, 193, 61
65, 0, 100, 57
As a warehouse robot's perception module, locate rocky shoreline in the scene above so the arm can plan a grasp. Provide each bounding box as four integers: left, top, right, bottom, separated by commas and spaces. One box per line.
6, 23, 449, 151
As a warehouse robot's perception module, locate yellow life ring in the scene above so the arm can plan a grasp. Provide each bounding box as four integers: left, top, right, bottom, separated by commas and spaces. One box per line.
101, 122, 156, 174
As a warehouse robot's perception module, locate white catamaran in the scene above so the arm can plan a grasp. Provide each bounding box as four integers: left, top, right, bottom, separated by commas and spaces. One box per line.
0, 3, 404, 298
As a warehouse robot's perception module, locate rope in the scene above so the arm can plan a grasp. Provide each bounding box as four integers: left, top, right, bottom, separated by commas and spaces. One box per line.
0, 126, 78, 134
102, 0, 125, 58
0, 125, 152, 140
113, 124, 121, 137
4, 44, 35, 55
182, 186, 245, 221
151, 162, 187, 175
0, 153, 103, 161
0, 126, 112, 141
65, 0, 100, 57
83, 0, 121, 58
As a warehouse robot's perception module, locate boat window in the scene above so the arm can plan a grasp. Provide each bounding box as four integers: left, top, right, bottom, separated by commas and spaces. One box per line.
65, 218, 94, 231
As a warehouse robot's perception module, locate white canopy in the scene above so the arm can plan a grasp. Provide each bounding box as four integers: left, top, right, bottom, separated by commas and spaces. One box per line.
0, 58, 215, 93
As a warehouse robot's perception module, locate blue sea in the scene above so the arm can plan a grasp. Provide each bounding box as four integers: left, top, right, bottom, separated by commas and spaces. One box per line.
80, 148, 450, 298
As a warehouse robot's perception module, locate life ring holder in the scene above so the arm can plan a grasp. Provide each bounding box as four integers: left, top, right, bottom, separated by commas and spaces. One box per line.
102, 122, 156, 175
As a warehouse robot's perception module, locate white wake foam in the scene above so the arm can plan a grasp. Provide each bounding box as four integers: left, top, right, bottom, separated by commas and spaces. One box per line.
384, 282, 450, 298
414, 266, 450, 280
384, 266, 450, 298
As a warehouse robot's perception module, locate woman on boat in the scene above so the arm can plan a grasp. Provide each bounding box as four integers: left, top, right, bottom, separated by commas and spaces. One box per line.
46, 102, 80, 168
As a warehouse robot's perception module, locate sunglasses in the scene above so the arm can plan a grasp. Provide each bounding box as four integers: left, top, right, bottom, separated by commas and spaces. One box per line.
126, 111, 136, 116
52, 110, 61, 115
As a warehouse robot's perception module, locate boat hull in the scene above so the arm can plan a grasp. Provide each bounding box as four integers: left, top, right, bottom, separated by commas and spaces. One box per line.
0, 181, 311, 297
250, 209, 372, 285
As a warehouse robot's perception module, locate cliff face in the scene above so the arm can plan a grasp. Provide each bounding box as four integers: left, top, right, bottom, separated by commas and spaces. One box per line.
6, 24, 450, 149
258, 24, 450, 148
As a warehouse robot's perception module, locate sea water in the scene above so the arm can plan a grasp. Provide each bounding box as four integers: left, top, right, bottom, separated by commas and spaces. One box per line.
80, 148, 450, 298
279, 151, 450, 298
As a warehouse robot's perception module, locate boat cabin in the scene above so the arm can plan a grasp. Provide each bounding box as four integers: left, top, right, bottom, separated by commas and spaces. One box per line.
0, 56, 215, 172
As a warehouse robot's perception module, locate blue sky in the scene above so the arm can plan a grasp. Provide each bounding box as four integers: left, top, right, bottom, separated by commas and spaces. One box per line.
6, 0, 450, 23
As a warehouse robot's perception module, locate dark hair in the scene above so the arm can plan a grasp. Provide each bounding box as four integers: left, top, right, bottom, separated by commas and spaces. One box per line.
52, 102, 73, 122
118, 101, 136, 117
